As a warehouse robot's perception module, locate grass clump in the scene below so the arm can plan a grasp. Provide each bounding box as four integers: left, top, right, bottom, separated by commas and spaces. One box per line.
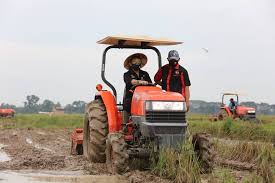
256, 147, 274, 183
152, 138, 201, 183
222, 118, 233, 135
216, 139, 275, 183
188, 114, 275, 142
219, 169, 236, 183
208, 168, 236, 183
217, 140, 274, 164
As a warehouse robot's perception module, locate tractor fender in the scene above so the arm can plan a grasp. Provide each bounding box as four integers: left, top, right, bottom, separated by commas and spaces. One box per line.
95, 91, 120, 133
224, 107, 232, 117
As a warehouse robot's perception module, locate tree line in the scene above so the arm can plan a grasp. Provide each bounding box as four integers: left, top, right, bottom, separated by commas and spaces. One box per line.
1, 95, 275, 115
0, 95, 86, 114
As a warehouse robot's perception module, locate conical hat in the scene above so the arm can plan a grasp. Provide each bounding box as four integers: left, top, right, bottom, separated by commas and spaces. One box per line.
124, 53, 147, 70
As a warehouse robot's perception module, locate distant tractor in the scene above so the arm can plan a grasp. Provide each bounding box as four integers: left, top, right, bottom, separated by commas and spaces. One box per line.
73, 35, 215, 174
217, 93, 257, 121
0, 108, 15, 118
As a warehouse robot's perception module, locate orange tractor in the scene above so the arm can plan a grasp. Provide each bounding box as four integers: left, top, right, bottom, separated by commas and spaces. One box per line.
215, 93, 257, 121
72, 35, 214, 174
0, 108, 15, 118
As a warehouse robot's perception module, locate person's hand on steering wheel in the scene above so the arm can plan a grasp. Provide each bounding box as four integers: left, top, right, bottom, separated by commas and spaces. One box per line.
139, 80, 149, 85
129, 81, 155, 93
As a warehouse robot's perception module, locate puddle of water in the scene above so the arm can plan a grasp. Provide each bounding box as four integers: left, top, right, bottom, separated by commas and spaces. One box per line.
0, 171, 31, 183
0, 170, 128, 183
26, 138, 33, 144
0, 144, 11, 162
0, 144, 7, 149
0, 152, 11, 162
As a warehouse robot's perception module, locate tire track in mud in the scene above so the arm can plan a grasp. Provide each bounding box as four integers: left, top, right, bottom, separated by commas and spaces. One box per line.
0, 129, 88, 171
0, 129, 171, 183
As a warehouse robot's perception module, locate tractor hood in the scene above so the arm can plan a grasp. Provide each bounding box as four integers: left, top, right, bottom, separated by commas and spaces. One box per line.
131, 86, 185, 115
0, 109, 15, 114
237, 106, 256, 114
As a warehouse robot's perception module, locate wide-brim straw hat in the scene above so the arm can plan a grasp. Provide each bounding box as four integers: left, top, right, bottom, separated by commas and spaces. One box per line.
124, 53, 147, 70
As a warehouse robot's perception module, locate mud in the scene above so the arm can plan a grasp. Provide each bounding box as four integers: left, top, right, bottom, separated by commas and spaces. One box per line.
0, 129, 170, 183
0, 170, 129, 183
0, 129, 85, 171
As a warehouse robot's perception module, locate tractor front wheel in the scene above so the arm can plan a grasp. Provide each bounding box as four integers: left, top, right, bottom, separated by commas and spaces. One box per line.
192, 133, 215, 173
106, 133, 129, 174
83, 99, 108, 163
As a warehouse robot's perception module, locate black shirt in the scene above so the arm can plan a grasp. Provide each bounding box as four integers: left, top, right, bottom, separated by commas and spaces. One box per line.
170, 66, 191, 93
123, 69, 152, 99
154, 64, 191, 94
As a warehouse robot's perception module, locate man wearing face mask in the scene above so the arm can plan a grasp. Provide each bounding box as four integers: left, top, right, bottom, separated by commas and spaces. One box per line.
123, 53, 152, 125
154, 50, 191, 111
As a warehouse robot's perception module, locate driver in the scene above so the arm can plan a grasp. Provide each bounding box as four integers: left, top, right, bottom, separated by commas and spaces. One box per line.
123, 53, 152, 123
229, 98, 236, 114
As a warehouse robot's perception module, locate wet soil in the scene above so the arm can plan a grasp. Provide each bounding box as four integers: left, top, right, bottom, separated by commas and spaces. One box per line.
0, 129, 170, 183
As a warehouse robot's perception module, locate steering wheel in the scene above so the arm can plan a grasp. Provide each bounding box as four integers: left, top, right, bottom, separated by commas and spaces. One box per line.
129, 83, 156, 93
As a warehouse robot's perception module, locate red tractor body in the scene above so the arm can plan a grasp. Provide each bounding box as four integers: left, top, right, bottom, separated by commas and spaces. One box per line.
0, 108, 15, 118
131, 86, 185, 115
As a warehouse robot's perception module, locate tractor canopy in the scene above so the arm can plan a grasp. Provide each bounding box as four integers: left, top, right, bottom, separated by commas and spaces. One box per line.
97, 35, 183, 99
97, 35, 183, 46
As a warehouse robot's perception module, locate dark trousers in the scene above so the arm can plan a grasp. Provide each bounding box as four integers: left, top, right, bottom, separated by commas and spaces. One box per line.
123, 97, 132, 124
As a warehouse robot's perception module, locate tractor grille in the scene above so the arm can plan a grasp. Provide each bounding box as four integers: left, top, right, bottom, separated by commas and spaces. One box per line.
154, 126, 185, 134
145, 111, 186, 123
247, 112, 256, 118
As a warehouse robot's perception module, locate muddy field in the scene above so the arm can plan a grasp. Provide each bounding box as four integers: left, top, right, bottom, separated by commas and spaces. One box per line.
0, 116, 274, 183
0, 128, 170, 183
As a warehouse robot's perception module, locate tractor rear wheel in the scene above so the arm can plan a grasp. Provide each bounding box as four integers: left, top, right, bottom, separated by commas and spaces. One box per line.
106, 133, 129, 174
83, 99, 108, 163
218, 109, 228, 120
192, 133, 215, 173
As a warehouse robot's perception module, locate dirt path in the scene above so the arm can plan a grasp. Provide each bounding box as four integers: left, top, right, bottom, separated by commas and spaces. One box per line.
0, 129, 170, 183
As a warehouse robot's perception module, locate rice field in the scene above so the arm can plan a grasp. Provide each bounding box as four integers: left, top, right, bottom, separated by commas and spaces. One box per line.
1, 113, 275, 182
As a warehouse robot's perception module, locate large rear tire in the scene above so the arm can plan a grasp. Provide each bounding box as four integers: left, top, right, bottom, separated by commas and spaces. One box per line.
83, 99, 108, 163
192, 133, 215, 173
106, 133, 129, 174
218, 109, 228, 120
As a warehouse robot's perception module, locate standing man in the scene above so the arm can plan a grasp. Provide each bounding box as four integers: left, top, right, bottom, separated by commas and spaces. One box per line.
154, 50, 191, 111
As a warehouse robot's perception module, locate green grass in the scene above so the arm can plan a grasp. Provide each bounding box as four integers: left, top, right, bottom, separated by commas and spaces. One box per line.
188, 114, 275, 142
152, 137, 201, 183
0, 114, 84, 129
1, 113, 275, 142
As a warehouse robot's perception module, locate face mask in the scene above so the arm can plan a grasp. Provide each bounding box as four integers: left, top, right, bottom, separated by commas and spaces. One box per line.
131, 64, 141, 71
169, 60, 178, 67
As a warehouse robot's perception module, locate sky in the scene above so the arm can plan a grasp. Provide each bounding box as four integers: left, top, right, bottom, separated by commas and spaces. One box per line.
1, 0, 275, 106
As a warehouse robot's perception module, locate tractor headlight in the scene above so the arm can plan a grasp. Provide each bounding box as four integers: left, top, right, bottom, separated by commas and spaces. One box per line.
146, 101, 186, 111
